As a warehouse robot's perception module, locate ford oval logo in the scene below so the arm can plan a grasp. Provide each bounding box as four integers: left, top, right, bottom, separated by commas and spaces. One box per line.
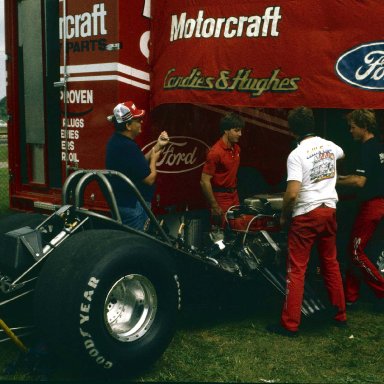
336, 42, 384, 90
142, 136, 210, 174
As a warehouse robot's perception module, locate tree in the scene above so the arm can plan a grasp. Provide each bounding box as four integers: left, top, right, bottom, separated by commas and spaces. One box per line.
0, 97, 7, 121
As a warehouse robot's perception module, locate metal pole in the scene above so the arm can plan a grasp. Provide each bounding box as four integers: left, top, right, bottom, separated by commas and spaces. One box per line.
62, 0, 69, 177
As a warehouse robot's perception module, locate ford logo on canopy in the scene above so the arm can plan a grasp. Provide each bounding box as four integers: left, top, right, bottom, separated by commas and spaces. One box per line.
336, 42, 384, 90
142, 136, 210, 174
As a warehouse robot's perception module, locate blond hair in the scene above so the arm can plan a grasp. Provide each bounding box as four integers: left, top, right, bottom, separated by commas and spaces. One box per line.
347, 109, 377, 133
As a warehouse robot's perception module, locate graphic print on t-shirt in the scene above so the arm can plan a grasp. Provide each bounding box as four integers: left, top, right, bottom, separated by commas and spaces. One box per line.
307, 148, 335, 183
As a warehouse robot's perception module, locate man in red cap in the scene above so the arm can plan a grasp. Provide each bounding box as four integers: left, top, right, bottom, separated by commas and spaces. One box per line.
105, 101, 169, 230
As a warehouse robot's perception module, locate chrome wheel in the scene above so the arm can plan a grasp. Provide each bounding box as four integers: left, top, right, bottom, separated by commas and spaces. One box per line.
104, 274, 157, 342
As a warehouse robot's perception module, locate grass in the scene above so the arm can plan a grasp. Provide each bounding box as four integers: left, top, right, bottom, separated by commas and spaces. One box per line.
0, 144, 10, 212
0, 284, 383, 383
136, 297, 383, 384
0, 177, 9, 214
0, 143, 9, 214
0, 144, 7, 163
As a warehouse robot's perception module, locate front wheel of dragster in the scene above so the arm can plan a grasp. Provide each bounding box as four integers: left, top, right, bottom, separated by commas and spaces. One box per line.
34, 230, 181, 376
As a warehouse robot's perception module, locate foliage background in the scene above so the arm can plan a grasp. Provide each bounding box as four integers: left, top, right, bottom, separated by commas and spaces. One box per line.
0, 96, 9, 213
0, 97, 6, 118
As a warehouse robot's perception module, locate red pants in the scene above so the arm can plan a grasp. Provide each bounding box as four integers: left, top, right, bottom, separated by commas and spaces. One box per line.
281, 206, 346, 331
345, 197, 384, 303
213, 191, 240, 227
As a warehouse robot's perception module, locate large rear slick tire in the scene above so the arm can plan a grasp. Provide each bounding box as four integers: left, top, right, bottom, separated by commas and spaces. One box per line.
34, 229, 181, 377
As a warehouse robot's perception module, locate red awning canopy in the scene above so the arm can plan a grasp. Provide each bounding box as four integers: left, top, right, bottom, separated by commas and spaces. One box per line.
150, 0, 384, 109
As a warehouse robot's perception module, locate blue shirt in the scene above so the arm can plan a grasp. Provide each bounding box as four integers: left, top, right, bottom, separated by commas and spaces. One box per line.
105, 133, 155, 207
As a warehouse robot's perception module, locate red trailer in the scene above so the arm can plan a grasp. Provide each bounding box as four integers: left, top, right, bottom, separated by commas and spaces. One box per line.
1, 0, 383, 377
4, 0, 382, 215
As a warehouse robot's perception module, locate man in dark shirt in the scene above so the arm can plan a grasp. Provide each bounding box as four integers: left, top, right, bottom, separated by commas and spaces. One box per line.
105, 100, 169, 230
337, 109, 384, 310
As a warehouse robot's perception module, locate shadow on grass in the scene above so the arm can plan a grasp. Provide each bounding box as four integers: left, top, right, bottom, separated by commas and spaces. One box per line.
177, 269, 381, 335
178, 277, 284, 331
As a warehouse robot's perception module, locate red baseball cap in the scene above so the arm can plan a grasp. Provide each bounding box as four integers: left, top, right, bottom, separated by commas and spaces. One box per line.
113, 101, 145, 123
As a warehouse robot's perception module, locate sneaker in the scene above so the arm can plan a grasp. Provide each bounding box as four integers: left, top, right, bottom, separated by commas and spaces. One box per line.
266, 324, 298, 338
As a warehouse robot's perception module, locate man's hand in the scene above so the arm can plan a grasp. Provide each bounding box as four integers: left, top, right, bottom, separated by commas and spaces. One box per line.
156, 131, 169, 150
337, 174, 366, 188
145, 132, 169, 161
211, 204, 223, 217
211, 204, 223, 227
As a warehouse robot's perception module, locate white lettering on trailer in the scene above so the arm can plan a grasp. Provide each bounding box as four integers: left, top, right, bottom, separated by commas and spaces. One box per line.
62, 118, 84, 128
61, 140, 75, 151
140, 0, 151, 58
143, 0, 151, 18
59, 3, 107, 39
61, 152, 79, 162
61, 130, 79, 140
60, 90, 93, 104
170, 7, 282, 42
61, 116, 81, 163
140, 31, 150, 60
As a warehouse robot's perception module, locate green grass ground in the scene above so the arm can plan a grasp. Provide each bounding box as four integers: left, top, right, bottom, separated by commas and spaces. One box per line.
0, 181, 9, 215
0, 285, 383, 383
0, 143, 10, 213
141, 303, 383, 384
0, 147, 7, 163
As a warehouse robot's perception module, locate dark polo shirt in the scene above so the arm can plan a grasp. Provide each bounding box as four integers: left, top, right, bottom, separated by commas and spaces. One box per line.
105, 133, 155, 207
355, 137, 384, 201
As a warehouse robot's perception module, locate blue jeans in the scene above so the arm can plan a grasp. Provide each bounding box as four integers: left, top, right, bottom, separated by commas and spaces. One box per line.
118, 201, 151, 230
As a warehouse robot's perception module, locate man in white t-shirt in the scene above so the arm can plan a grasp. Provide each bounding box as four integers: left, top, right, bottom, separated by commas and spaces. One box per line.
267, 106, 347, 337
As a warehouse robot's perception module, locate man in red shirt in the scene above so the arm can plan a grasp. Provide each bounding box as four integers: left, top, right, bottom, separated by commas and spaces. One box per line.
200, 112, 244, 227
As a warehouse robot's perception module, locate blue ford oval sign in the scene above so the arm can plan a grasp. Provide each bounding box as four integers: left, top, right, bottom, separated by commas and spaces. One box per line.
336, 42, 384, 90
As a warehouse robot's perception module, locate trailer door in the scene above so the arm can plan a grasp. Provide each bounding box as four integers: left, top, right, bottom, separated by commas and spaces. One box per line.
17, 0, 61, 187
